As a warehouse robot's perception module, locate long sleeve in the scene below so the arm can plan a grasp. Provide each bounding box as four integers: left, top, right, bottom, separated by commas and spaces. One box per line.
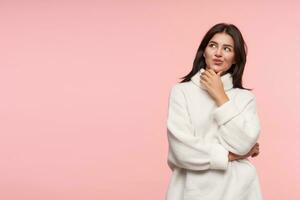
213, 92, 261, 155
167, 85, 229, 171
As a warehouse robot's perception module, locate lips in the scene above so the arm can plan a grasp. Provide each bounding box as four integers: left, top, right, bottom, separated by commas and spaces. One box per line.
212, 59, 223, 65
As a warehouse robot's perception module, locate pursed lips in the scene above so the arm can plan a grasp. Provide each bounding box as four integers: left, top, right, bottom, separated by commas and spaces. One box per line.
213, 59, 223, 65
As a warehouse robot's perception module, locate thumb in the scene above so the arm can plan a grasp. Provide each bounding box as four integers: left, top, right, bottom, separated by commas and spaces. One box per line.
217, 70, 223, 76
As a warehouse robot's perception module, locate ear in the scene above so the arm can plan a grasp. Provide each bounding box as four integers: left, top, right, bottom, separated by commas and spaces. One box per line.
203, 53, 206, 58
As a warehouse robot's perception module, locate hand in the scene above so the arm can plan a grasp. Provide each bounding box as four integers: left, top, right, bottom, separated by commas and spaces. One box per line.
200, 69, 229, 106
228, 143, 260, 161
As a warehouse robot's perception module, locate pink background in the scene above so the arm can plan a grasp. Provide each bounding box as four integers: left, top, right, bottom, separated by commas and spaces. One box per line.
0, 1, 300, 199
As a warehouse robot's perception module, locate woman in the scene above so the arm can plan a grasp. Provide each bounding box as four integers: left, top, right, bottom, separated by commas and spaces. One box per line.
166, 23, 263, 200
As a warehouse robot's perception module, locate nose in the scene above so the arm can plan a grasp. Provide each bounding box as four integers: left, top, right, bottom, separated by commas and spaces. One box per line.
215, 48, 222, 57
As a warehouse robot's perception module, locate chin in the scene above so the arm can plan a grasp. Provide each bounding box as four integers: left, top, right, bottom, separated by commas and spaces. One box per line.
207, 65, 224, 73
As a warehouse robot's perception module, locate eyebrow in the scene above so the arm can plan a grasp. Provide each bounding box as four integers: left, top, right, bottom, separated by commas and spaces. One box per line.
209, 40, 234, 48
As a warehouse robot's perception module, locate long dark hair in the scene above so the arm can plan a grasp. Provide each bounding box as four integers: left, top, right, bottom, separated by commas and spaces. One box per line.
180, 23, 251, 90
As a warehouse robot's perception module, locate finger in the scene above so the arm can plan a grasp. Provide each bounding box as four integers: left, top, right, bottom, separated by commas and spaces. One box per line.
250, 144, 257, 151
200, 79, 212, 90
251, 152, 258, 157
251, 150, 259, 157
200, 74, 210, 82
203, 70, 213, 78
250, 147, 258, 155
207, 69, 216, 76
201, 74, 211, 82
200, 79, 208, 88
253, 149, 259, 154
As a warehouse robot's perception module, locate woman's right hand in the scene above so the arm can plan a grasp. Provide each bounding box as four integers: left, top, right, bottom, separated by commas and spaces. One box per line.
228, 143, 260, 161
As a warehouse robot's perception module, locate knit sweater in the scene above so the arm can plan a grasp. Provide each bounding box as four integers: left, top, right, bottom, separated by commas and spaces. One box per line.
165, 68, 263, 200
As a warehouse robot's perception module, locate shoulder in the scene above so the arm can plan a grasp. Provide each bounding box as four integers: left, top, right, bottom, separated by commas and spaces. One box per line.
168, 83, 184, 99
233, 88, 256, 101
231, 88, 257, 109
168, 82, 193, 103
169, 82, 191, 95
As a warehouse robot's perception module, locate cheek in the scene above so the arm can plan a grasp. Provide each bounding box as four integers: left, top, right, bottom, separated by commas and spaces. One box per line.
204, 49, 213, 59
225, 54, 235, 63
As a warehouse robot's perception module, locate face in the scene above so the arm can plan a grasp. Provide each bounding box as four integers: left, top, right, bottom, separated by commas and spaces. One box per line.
203, 32, 236, 75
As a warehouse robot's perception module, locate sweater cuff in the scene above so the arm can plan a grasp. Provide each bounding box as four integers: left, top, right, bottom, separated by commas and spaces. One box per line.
210, 144, 229, 170
213, 99, 240, 126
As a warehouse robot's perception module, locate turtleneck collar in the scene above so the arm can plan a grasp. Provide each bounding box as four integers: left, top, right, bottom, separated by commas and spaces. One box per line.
191, 68, 233, 91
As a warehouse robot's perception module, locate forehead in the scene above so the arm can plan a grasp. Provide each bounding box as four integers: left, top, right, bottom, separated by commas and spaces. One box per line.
209, 32, 234, 46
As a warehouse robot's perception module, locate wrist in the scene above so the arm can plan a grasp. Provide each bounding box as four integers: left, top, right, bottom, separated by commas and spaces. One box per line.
228, 152, 240, 161
228, 152, 234, 161
216, 94, 229, 106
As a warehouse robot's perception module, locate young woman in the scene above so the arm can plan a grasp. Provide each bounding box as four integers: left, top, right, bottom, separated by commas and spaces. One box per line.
166, 23, 263, 200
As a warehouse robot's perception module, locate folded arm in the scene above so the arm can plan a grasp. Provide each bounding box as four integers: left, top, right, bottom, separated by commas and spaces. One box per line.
167, 85, 229, 171
213, 92, 261, 155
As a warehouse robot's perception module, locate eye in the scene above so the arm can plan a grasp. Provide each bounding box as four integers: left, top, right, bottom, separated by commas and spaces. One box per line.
224, 47, 232, 52
208, 43, 217, 48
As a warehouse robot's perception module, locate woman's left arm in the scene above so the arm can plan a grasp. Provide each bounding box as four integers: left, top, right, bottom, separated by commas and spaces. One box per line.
200, 69, 261, 156
213, 95, 261, 156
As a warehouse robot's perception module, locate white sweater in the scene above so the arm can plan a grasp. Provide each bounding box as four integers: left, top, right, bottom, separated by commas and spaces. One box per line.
165, 68, 263, 200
